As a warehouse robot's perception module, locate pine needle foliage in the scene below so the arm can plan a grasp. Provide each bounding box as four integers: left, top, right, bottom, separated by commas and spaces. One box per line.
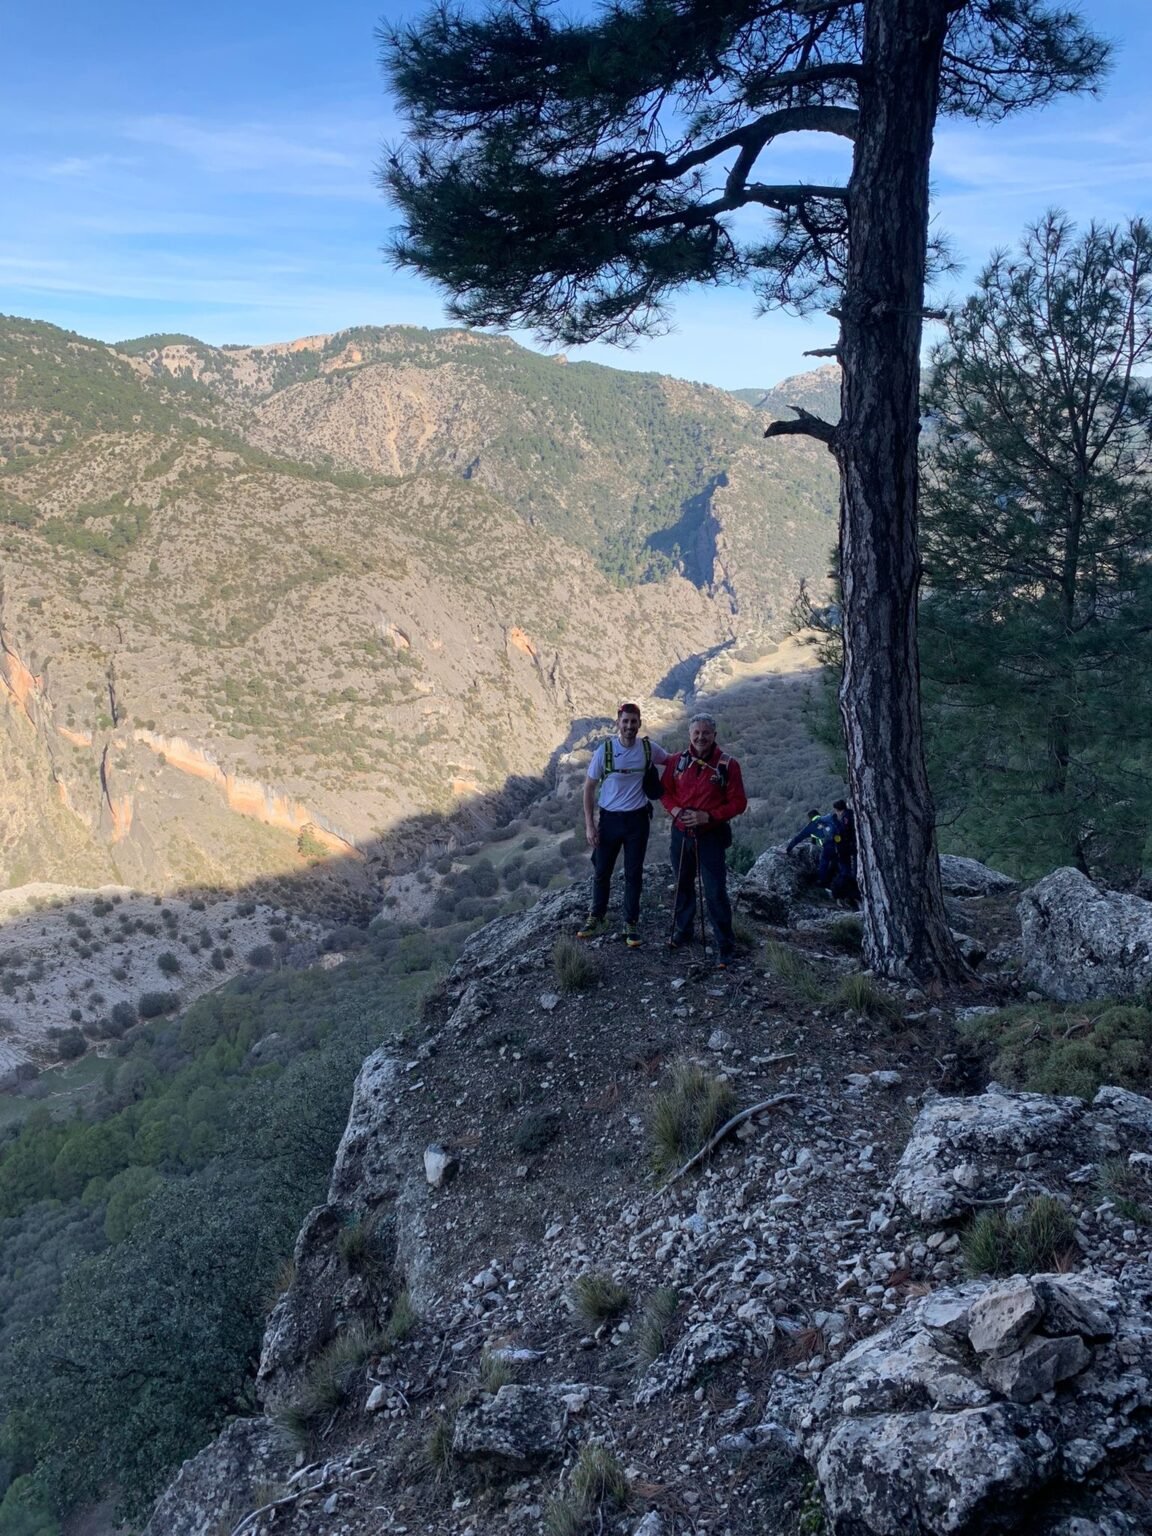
958, 1001, 1152, 1100
921, 215, 1152, 881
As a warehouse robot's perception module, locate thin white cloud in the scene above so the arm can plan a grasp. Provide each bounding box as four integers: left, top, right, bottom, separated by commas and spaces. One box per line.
121, 115, 362, 174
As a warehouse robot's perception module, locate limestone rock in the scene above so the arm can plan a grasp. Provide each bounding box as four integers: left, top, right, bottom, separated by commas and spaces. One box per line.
891, 1089, 1087, 1222
802, 1267, 1152, 1536
634, 1322, 745, 1405
939, 855, 1017, 898
445, 886, 587, 984
891, 1086, 1152, 1224
736, 844, 810, 924
141, 1418, 294, 1536
813, 1403, 1058, 1535
980, 1334, 1092, 1403
1019, 867, 1152, 1001
424, 1143, 458, 1188
967, 1280, 1042, 1356
451, 1384, 573, 1470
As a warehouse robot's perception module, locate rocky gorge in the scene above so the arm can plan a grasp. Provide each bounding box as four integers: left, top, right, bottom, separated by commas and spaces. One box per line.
141, 849, 1152, 1536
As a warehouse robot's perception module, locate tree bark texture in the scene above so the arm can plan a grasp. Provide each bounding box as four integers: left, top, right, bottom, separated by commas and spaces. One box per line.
837, 0, 966, 983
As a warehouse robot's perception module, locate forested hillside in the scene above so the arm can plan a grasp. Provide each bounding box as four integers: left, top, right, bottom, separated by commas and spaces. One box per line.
0, 316, 837, 896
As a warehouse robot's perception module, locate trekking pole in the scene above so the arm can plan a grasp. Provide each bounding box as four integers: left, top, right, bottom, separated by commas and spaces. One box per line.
668, 829, 689, 950
695, 836, 708, 953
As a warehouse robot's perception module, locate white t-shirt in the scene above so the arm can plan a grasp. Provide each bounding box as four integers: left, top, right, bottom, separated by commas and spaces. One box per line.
587, 736, 671, 813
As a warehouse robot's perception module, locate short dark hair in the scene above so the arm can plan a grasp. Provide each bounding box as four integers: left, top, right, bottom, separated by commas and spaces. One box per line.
832, 799, 848, 812
617, 702, 641, 718
807, 808, 819, 819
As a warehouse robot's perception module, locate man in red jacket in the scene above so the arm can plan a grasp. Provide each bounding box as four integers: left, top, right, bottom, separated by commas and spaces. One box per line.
661, 713, 748, 965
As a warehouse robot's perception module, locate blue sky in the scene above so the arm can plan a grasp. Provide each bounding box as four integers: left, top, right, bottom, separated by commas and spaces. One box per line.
2, 1, 1149, 392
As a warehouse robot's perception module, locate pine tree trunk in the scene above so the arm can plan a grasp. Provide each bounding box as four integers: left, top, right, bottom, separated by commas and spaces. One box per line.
836, 0, 966, 983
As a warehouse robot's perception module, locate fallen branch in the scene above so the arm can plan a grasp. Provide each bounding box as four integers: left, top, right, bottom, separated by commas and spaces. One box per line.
230, 1473, 334, 1536
659, 1093, 802, 1190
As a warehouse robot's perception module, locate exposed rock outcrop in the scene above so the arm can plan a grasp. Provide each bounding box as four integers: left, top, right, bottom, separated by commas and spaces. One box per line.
1020, 867, 1152, 1000
891, 1085, 1152, 1223
143, 876, 1152, 1536
802, 1267, 1152, 1536
140, 1418, 295, 1536
939, 854, 1017, 898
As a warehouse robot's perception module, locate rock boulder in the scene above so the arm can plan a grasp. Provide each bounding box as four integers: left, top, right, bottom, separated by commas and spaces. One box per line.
802, 1267, 1152, 1536
890, 1085, 1152, 1224
1019, 867, 1152, 1001
141, 1419, 295, 1536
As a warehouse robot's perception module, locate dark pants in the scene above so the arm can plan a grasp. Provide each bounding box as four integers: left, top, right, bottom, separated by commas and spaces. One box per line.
590, 807, 651, 923
830, 855, 858, 902
670, 826, 735, 957
816, 841, 838, 887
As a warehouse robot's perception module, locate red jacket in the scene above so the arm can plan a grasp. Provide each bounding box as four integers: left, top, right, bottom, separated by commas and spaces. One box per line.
661, 744, 748, 828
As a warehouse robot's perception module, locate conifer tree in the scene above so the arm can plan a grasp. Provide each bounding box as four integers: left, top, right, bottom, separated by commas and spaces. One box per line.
921, 214, 1152, 882
381, 0, 1107, 980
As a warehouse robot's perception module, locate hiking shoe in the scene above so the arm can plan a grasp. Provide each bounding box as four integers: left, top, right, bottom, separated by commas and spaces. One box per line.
623, 922, 642, 949
668, 932, 692, 951
577, 914, 610, 939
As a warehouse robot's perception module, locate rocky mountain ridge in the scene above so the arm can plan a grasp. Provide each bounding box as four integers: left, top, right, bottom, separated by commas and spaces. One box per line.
142, 850, 1152, 1536
0, 315, 837, 895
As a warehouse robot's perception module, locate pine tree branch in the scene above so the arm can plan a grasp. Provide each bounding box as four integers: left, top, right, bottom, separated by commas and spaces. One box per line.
764, 407, 838, 448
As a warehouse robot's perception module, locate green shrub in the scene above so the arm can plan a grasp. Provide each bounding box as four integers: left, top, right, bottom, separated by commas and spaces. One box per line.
513, 1110, 561, 1153
54, 1028, 87, 1061
959, 1000, 1152, 1099
553, 937, 597, 993
386, 1287, 419, 1344
111, 1001, 137, 1029
962, 1195, 1077, 1277
825, 915, 864, 954
424, 1413, 456, 1480
137, 990, 180, 1018
246, 944, 275, 969
478, 1349, 516, 1393
337, 1214, 390, 1277
649, 1059, 736, 1174
727, 840, 757, 875
1096, 1158, 1152, 1227
762, 940, 826, 1002
156, 951, 181, 976
276, 1322, 386, 1445
543, 1444, 631, 1536
571, 1271, 630, 1327
635, 1286, 680, 1366
834, 972, 903, 1023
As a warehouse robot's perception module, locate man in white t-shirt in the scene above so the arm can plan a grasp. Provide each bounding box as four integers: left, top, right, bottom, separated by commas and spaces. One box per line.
577, 702, 671, 948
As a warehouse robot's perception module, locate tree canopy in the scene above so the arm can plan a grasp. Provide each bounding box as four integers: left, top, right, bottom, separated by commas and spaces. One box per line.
382, 0, 1109, 980
921, 213, 1152, 881
384, 0, 1106, 346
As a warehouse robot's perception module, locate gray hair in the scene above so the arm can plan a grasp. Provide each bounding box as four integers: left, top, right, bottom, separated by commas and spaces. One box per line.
689, 712, 717, 729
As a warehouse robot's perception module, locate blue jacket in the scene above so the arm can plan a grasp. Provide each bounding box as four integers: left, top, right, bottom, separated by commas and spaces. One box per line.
786, 812, 838, 852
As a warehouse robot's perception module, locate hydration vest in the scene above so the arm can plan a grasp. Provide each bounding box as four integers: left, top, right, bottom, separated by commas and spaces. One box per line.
601, 736, 653, 778
672, 748, 730, 789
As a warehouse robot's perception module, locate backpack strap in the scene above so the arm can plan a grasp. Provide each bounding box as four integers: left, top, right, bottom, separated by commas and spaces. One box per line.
642, 736, 652, 768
